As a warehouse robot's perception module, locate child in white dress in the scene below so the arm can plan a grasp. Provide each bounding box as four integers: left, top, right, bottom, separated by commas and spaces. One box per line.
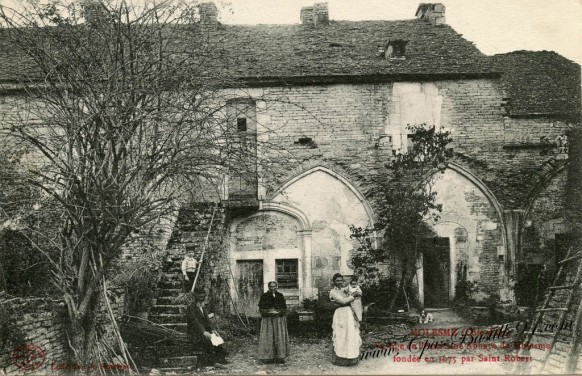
345, 278, 363, 322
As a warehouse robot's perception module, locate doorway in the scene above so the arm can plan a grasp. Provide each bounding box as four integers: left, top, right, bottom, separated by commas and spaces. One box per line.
423, 237, 451, 308
236, 260, 264, 317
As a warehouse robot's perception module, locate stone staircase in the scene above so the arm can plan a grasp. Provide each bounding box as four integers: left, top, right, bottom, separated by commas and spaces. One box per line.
145, 256, 200, 372
149, 256, 188, 333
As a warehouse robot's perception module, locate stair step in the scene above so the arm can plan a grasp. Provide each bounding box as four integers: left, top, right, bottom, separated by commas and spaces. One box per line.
163, 273, 183, 280
156, 296, 183, 305
537, 307, 568, 312
150, 314, 186, 324
159, 281, 183, 289
559, 252, 582, 265
524, 332, 553, 337
150, 305, 184, 315
157, 289, 182, 297
549, 284, 576, 291
157, 367, 195, 374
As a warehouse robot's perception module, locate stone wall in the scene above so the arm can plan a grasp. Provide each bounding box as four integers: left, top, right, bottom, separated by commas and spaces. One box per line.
0, 291, 126, 374
0, 297, 69, 374
1, 75, 578, 310
210, 79, 577, 306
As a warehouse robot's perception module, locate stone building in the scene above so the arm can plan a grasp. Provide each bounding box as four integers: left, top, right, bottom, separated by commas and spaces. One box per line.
0, 2, 580, 316
165, 2, 580, 313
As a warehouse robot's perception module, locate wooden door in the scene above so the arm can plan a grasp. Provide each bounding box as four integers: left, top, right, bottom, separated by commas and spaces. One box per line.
423, 237, 451, 308
236, 260, 264, 317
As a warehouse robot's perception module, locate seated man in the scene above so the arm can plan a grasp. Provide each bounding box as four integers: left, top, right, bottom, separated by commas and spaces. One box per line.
185, 287, 228, 367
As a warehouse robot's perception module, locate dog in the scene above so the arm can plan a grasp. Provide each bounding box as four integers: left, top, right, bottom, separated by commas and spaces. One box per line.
419, 310, 434, 323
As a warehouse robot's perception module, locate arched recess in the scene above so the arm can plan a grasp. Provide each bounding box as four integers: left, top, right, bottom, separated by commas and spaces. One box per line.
446, 163, 507, 231
524, 160, 569, 216
228, 202, 312, 315
269, 165, 375, 222
268, 166, 375, 293
421, 163, 509, 305
517, 160, 569, 306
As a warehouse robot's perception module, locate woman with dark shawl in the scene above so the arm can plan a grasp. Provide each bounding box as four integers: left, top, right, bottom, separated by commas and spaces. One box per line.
258, 281, 289, 363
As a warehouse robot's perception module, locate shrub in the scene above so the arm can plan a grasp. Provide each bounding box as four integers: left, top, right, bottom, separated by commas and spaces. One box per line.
360, 276, 401, 310
115, 257, 163, 316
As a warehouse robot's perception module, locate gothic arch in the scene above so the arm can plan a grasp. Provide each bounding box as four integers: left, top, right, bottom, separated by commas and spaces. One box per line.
229, 201, 310, 234
445, 162, 506, 223
524, 159, 569, 216
270, 165, 375, 222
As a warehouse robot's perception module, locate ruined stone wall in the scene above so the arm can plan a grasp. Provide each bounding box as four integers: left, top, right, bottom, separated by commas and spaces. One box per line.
0, 292, 125, 374
523, 168, 568, 265
0, 298, 69, 374
1, 76, 576, 310
214, 79, 575, 305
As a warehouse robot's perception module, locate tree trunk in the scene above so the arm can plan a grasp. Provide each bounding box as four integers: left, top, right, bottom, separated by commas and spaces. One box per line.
65, 287, 102, 365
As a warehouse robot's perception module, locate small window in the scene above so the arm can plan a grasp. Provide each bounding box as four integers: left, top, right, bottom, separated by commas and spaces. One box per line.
237, 117, 247, 132
385, 40, 408, 59
407, 134, 415, 154
276, 259, 298, 289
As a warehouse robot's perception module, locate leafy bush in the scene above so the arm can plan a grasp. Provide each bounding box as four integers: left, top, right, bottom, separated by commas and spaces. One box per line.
115, 257, 163, 316
360, 277, 403, 310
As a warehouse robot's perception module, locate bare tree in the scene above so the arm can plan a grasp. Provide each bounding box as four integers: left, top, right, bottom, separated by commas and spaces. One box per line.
0, 0, 279, 366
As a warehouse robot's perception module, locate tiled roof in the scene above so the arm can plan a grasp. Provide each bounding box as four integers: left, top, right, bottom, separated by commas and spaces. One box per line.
490, 51, 581, 119
1, 20, 580, 119
0, 19, 494, 84
209, 20, 494, 79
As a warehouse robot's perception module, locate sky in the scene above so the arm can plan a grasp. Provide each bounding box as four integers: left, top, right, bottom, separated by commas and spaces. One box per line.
1, 0, 581, 65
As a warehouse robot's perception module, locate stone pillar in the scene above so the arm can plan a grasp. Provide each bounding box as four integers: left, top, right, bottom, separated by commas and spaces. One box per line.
503, 209, 525, 275
301, 230, 314, 299
502, 209, 526, 303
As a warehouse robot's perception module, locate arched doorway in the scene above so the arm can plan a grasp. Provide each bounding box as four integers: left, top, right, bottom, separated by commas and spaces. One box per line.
418, 166, 507, 306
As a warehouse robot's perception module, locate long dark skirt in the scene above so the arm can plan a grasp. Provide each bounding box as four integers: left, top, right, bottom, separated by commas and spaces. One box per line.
258, 316, 289, 360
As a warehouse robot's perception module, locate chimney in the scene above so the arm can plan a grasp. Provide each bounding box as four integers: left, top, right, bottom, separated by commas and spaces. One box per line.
301, 2, 329, 27
415, 3, 446, 25
199, 2, 218, 28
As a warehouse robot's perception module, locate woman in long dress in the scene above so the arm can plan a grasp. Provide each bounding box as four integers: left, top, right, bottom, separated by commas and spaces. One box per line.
329, 273, 362, 366
258, 281, 289, 363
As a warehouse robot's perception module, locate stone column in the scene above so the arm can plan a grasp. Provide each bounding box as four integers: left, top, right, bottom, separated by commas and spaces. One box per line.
300, 230, 313, 299
503, 209, 525, 274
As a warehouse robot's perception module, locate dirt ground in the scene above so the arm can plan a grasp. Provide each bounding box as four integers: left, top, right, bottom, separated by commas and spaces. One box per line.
193, 310, 521, 375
